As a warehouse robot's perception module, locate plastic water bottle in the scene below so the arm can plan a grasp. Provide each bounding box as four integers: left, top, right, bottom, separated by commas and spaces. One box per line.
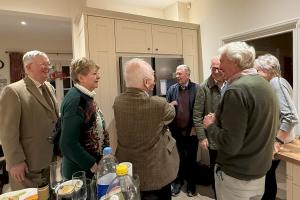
97, 147, 118, 199
105, 164, 140, 200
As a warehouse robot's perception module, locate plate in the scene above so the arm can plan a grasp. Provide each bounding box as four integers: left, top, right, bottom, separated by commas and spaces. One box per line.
55, 179, 83, 195
0, 188, 38, 200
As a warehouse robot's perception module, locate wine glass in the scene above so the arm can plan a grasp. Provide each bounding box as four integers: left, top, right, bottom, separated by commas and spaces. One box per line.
56, 181, 75, 200
86, 178, 97, 200
72, 171, 87, 200
50, 160, 64, 190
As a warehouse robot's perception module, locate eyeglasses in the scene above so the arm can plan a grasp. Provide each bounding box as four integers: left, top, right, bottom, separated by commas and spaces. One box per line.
32, 62, 52, 68
211, 67, 223, 72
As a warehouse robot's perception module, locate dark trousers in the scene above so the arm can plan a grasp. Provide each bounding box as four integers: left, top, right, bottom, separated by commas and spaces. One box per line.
140, 183, 172, 200
261, 159, 281, 200
209, 148, 218, 199
172, 132, 198, 192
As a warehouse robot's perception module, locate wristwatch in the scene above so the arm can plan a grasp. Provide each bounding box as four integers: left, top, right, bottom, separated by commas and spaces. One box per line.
275, 136, 284, 145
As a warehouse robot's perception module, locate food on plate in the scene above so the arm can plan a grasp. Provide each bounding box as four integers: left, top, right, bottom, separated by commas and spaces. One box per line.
24, 194, 38, 200
57, 184, 75, 195
0, 191, 26, 200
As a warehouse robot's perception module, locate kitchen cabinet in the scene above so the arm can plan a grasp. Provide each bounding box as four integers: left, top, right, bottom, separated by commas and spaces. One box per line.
277, 139, 300, 200
115, 20, 182, 55
115, 20, 152, 54
182, 28, 199, 83
73, 9, 201, 131
151, 24, 182, 55
87, 16, 117, 124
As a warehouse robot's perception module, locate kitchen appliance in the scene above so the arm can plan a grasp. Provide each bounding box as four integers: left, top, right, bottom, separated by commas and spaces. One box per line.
119, 56, 183, 96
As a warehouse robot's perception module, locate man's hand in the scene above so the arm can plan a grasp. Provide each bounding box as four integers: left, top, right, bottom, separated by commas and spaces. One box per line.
169, 100, 178, 106
199, 138, 209, 150
277, 129, 289, 142
9, 161, 29, 183
203, 113, 216, 129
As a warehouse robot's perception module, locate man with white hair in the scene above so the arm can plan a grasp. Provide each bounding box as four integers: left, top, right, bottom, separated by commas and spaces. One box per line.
203, 42, 279, 200
166, 64, 198, 197
0, 50, 58, 190
113, 58, 179, 200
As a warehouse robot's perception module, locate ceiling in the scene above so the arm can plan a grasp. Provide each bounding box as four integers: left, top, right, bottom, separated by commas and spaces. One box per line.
106, 0, 189, 9
0, 0, 188, 50
0, 11, 71, 41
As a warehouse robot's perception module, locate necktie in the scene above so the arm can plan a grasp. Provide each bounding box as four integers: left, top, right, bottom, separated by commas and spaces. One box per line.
41, 84, 53, 109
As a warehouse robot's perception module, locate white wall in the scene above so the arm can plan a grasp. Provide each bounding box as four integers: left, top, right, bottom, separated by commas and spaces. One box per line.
189, 0, 300, 79
86, 0, 165, 19
163, 2, 179, 21
0, 0, 84, 18
164, 2, 189, 22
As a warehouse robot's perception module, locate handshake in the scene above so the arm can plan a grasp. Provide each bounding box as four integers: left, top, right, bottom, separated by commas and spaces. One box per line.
203, 113, 216, 129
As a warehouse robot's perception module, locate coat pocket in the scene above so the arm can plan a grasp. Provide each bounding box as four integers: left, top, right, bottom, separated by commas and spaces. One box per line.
164, 129, 176, 153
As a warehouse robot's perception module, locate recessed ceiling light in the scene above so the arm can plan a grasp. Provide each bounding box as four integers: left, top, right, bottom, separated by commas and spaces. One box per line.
20, 21, 27, 26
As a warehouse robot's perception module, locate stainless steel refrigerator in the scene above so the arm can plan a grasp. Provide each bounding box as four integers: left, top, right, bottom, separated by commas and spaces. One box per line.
119, 56, 183, 96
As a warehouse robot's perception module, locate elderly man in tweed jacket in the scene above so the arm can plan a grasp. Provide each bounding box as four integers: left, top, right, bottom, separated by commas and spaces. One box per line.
0, 50, 58, 190
113, 58, 179, 200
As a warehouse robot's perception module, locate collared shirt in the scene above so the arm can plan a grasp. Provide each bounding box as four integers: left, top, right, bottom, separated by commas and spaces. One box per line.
28, 75, 44, 94
180, 80, 189, 90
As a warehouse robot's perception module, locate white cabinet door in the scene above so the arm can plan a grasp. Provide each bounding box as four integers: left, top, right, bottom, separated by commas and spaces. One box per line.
87, 16, 117, 124
115, 20, 152, 53
152, 25, 182, 55
182, 28, 199, 83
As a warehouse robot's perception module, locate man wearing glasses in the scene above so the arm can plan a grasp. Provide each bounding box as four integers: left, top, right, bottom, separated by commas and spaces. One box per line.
0, 50, 59, 190
193, 56, 225, 199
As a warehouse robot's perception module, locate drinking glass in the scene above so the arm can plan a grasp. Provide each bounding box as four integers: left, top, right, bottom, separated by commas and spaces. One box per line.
72, 171, 87, 200
86, 178, 97, 200
50, 160, 64, 190
56, 182, 75, 200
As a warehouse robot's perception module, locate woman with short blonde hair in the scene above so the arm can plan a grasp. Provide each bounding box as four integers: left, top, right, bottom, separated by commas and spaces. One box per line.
60, 57, 109, 179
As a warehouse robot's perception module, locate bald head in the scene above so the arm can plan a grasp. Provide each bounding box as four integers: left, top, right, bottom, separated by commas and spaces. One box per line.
124, 58, 155, 91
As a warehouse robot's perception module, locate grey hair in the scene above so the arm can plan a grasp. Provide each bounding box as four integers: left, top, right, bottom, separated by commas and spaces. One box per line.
176, 64, 190, 76
23, 50, 48, 68
254, 53, 281, 77
219, 41, 256, 69
124, 58, 154, 88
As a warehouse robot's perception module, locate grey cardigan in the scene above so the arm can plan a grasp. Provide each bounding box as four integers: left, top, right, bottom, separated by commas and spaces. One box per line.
270, 77, 299, 142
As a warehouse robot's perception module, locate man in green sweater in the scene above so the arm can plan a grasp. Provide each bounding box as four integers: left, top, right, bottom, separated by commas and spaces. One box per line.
203, 41, 279, 200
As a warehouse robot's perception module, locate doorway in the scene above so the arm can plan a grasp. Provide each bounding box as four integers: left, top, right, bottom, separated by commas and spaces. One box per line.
247, 32, 293, 86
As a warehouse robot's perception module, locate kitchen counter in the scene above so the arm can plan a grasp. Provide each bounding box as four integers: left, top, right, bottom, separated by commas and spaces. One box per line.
276, 139, 300, 200
277, 139, 300, 165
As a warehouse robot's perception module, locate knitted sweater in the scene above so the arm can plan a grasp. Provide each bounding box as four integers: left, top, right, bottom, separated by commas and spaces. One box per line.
60, 87, 109, 179
207, 75, 279, 180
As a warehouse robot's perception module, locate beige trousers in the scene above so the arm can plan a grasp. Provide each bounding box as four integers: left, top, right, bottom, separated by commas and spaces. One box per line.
215, 166, 265, 200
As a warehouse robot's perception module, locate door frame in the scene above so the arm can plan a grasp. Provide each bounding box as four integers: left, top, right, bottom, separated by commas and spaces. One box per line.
221, 18, 300, 134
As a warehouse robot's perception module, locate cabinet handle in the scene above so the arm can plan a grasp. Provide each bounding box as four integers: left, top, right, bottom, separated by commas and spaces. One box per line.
155, 48, 158, 51
147, 48, 151, 51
